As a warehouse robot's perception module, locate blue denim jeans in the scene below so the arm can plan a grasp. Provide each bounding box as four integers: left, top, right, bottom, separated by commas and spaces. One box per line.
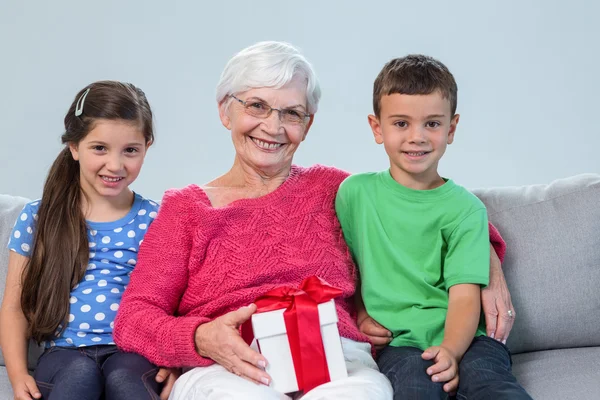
377, 336, 532, 400
34, 345, 161, 400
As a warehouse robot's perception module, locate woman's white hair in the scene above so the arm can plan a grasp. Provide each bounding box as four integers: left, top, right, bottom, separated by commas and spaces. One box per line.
216, 41, 321, 114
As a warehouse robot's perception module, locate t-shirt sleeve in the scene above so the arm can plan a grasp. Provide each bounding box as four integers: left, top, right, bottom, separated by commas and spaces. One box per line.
335, 178, 355, 253
141, 198, 160, 231
443, 208, 490, 290
7, 202, 38, 257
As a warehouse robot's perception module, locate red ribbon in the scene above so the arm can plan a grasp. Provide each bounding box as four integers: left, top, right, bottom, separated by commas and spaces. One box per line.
242, 276, 343, 392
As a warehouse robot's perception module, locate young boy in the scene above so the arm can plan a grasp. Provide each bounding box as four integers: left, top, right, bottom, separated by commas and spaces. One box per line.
335, 55, 531, 399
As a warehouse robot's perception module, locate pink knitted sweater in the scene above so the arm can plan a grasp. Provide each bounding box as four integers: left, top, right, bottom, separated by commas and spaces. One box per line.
114, 165, 367, 367
114, 165, 506, 368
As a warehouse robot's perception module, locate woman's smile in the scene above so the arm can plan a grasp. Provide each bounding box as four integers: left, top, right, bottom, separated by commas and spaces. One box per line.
249, 136, 285, 151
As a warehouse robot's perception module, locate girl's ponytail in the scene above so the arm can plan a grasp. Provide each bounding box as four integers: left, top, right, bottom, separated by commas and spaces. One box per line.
21, 148, 88, 342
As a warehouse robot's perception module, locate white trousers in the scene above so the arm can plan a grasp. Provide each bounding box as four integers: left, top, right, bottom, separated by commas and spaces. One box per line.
169, 338, 393, 400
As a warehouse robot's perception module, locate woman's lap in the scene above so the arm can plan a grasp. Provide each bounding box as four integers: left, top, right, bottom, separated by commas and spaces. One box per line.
169, 338, 392, 400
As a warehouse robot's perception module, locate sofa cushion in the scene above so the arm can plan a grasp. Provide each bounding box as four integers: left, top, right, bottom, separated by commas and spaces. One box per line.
512, 347, 600, 399
0, 194, 30, 307
0, 367, 14, 398
473, 174, 600, 355
0, 194, 44, 369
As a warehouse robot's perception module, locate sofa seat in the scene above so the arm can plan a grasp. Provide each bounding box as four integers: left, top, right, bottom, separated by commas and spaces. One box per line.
512, 347, 600, 399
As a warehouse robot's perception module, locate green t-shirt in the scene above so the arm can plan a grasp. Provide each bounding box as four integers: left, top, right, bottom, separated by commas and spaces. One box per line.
335, 170, 490, 350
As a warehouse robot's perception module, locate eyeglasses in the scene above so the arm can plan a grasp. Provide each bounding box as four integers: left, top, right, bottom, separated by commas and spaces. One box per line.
230, 95, 311, 125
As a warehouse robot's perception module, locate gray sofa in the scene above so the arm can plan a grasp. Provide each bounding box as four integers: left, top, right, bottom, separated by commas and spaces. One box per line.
1, 174, 599, 399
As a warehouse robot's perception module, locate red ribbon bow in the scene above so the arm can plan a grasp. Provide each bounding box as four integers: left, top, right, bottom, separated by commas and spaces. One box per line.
242, 276, 343, 392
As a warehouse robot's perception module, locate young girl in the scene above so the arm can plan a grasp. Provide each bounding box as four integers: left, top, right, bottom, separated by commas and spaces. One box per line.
0, 81, 177, 400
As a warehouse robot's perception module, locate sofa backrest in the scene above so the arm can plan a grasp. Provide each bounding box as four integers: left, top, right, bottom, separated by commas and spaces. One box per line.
1, 175, 599, 365
473, 174, 600, 355
0, 194, 43, 369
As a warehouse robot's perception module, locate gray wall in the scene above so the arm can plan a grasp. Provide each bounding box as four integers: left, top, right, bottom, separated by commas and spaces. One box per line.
1, 0, 598, 201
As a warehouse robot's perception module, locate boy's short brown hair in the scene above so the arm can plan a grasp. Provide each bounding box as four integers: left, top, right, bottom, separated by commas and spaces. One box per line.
373, 54, 458, 117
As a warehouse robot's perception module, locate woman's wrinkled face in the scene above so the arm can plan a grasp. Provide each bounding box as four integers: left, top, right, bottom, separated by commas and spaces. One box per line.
219, 75, 313, 174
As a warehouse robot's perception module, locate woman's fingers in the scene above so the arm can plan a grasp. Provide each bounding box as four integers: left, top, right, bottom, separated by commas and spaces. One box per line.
494, 296, 515, 344
232, 334, 268, 369
483, 248, 515, 343
231, 357, 271, 386
231, 336, 271, 384
196, 310, 271, 386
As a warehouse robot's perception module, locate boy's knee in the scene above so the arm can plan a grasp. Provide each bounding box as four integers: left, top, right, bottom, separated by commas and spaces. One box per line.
391, 377, 446, 399
460, 338, 512, 380
376, 351, 447, 398
378, 351, 428, 377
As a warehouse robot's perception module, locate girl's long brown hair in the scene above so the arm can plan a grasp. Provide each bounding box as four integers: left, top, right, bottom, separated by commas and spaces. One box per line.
21, 81, 154, 342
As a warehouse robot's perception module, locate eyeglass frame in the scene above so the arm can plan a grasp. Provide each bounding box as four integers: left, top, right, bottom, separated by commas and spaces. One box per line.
229, 95, 312, 125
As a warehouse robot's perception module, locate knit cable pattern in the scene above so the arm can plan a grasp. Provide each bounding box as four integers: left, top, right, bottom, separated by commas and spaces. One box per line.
114, 165, 367, 367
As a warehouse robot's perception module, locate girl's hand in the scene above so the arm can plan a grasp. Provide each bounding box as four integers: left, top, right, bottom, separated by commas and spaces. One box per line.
357, 314, 392, 350
156, 367, 181, 400
194, 304, 271, 386
11, 373, 41, 400
422, 346, 459, 393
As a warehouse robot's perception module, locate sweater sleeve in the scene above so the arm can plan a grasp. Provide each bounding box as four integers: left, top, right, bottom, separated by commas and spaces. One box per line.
113, 188, 213, 368
488, 222, 506, 263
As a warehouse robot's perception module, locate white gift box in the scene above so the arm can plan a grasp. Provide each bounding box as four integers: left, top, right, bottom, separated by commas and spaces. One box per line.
250, 299, 348, 394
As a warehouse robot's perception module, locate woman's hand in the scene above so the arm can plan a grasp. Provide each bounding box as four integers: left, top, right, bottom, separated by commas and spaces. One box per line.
156, 367, 181, 400
11, 373, 41, 400
194, 304, 271, 386
482, 244, 515, 344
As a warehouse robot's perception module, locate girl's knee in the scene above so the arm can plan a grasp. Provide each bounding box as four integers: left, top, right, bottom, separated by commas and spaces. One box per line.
56, 354, 102, 382
35, 353, 103, 400
104, 352, 156, 376
104, 353, 160, 399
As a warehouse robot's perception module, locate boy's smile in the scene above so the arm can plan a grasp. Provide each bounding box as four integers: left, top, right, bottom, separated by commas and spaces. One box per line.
368, 91, 459, 190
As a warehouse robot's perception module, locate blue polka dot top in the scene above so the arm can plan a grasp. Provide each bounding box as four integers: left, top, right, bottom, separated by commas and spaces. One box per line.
8, 193, 159, 348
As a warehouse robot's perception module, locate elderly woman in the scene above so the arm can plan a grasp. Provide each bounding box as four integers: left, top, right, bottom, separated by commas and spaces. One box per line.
114, 42, 514, 399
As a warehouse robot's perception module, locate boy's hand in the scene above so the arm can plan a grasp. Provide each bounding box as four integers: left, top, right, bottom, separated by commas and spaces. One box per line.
357, 314, 392, 349
11, 373, 41, 400
422, 346, 459, 393
156, 367, 181, 400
